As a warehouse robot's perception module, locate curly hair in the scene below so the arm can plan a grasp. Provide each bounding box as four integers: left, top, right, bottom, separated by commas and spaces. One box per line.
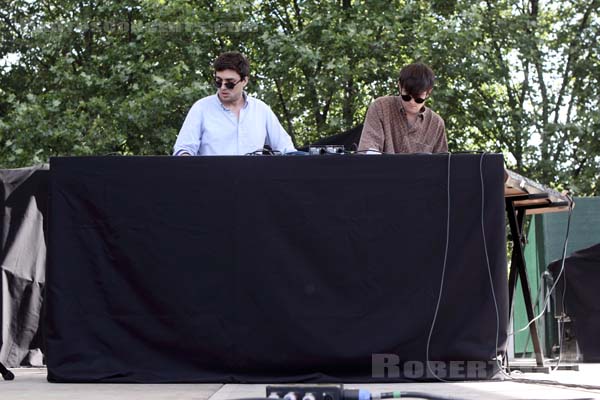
213, 52, 250, 80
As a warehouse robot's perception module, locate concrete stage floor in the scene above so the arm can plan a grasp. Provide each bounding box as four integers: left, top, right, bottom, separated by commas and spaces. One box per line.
2, 364, 600, 400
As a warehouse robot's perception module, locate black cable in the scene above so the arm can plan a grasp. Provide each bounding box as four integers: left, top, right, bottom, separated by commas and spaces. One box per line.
245, 146, 283, 156
510, 377, 600, 392
380, 391, 593, 400
553, 313, 567, 368
245, 150, 283, 155
551, 194, 574, 371
380, 392, 457, 400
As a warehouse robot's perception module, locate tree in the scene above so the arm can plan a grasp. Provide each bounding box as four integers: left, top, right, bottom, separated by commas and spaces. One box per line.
1, 0, 599, 195
415, 0, 600, 194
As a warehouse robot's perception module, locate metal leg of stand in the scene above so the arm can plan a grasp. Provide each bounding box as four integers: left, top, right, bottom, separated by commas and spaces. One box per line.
0, 360, 15, 380
507, 245, 519, 317
506, 200, 545, 368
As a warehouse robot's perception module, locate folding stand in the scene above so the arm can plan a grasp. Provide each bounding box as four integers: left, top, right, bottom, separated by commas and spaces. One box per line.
504, 191, 577, 372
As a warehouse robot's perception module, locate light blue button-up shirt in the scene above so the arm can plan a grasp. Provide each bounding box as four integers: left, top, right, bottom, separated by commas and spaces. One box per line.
173, 93, 296, 155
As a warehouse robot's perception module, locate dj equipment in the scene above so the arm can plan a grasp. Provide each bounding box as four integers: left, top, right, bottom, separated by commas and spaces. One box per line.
308, 145, 345, 155
266, 385, 458, 400
505, 170, 571, 214
267, 385, 344, 400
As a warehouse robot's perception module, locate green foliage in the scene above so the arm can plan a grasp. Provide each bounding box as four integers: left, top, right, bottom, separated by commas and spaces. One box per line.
1, 0, 599, 195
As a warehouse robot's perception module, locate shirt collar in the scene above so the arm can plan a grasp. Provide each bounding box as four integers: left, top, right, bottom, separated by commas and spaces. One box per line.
398, 96, 426, 120
216, 92, 250, 110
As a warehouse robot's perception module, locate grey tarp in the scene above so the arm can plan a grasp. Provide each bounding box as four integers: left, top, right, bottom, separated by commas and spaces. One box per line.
0, 164, 48, 367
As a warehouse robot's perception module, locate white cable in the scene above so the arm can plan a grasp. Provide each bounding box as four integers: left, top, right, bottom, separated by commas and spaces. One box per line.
479, 153, 513, 379
425, 153, 451, 382
476, 154, 573, 377
519, 270, 549, 358
551, 201, 573, 371
508, 201, 573, 337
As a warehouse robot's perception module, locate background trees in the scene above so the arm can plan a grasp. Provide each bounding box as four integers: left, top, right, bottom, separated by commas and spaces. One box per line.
1, 0, 598, 194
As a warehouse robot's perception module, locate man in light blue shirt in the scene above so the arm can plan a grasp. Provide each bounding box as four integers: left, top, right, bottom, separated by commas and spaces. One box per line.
173, 52, 296, 156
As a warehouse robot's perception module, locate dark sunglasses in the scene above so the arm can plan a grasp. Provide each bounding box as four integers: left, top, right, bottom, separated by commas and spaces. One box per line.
400, 93, 427, 104
214, 79, 242, 90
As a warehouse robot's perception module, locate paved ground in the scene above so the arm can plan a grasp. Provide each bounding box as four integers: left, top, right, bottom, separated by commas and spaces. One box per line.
2, 365, 600, 400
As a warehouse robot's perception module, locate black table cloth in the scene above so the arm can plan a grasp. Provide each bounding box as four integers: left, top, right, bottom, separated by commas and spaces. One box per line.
549, 243, 600, 362
46, 154, 508, 382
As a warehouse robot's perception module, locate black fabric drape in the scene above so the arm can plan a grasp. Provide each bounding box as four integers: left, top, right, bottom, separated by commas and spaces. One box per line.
46, 154, 508, 382
0, 165, 48, 367
549, 243, 600, 362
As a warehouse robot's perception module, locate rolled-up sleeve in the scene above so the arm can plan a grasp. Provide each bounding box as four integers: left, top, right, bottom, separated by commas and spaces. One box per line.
358, 100, 385, 152
432, 119, 448, 153
173, 102, 203, 156
265, 106, 296, 153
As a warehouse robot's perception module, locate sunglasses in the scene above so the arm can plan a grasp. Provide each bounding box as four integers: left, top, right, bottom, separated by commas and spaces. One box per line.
214, 79, 243, 90
400, 93, 427, 104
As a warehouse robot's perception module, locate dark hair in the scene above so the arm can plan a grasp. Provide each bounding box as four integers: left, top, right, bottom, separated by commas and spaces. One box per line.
213, 52, 250, 80
398, 62, 435, 95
